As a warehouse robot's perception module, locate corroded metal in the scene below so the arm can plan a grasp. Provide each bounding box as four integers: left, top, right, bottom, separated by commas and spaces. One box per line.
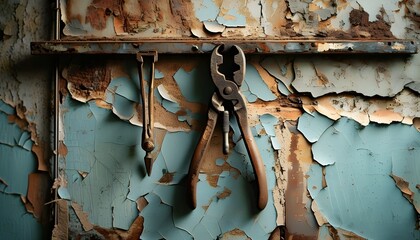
136, 51, 158, 176
187, 45, 268, 210
31, 39, 417, 55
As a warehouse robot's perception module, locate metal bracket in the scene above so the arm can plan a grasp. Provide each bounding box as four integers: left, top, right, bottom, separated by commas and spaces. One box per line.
31, 39, 417, 55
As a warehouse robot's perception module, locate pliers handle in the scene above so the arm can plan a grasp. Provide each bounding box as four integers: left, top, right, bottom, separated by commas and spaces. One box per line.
187, 45, 268, 210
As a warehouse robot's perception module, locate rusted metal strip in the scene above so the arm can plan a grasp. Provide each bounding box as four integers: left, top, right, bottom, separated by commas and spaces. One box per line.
31, 39, 417, 55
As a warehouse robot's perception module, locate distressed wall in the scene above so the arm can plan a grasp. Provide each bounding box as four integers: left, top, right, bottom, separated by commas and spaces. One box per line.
1, 0, 419, 239
0, 1, 52, 239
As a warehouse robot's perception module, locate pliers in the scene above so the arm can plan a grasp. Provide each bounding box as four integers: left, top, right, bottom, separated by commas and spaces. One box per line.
187, 45, 268, 210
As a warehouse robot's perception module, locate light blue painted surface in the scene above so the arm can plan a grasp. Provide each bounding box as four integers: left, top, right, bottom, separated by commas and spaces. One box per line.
305, 117, 420, 240
0, 112, 37, 196
0, 100, 46, 239
298, 112, 334, 143
277, 82, 292, 96
307, 163, 323, 200
260, 56, 294, 95
216, 8, 246, 27
244, 64, 277, 102
154, 87, 181, 114
173, 63, 214, 104
62, 97, 139, 230
240, 80, 258, 103
0, 192, 46, 240
192, 0, 220, 21
63, 63, 278, 237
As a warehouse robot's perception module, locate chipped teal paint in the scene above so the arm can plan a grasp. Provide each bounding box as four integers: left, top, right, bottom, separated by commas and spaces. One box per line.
192, 0, 220, 22
0, 101, 15, 115
57, 186, 71, 200
243, 64, 277, 102
154, 87, 181, 114
0, 193, 46, 240
155, 68, 164, 79
240, 80, 258, 103
260, 114, 278, 136
173, 63, 214, 104
259, 114, 281, 150
216, 8, 246, 27
132, 114, 276, 239
305, 118, 420, 239
261, 56, 294, 95
0, 100, 45, 239
298, 112, 334, 143
277, 82, 292, 96
0, 108, 37, 196
307, 163, 323, 200
62, 97, 139, 230
63, 58, 279, 238
107, 76, 139, 103
161, 131, 200, 176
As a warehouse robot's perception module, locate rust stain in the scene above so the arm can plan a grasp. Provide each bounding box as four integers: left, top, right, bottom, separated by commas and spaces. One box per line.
391, 175, 415, 207
206, 174, 219, 188
52, 200, 69, 240
136, 197, 148, 212
64, 58, 111, 102
120, 0, 195, 36
217, 187, 232, 199
7, 114, 28, 129
198, 128, 240, 179
94, 99, 113, 109
327, 225, 366, 240
349, 9, 394, 39
314, 66, 329, 86
58, 141, 68, 157
71, 202, 94, 231
94, 216, 144, 240
158, 172, 174, 184
264, 0, 289, 33
27, 172, 51, 223
403, 0, 420, 29
247, 99, 302, 126
32, 144, 48, 171
414, 118, 420, 132
85, 0, 121, 31
64, 0, 84, 28
220, 228, 251, 240
285, 132, 318, 238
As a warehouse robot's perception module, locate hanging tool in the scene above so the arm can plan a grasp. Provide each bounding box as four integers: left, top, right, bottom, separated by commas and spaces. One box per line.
136, 51, 158, 176
186, 45, 268, 210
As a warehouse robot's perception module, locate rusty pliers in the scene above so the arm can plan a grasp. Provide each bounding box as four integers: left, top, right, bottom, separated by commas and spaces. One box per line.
187, 45, 268, 210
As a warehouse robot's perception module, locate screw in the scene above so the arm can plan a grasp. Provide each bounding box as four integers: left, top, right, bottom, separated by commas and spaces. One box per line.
223, 86, 233, 95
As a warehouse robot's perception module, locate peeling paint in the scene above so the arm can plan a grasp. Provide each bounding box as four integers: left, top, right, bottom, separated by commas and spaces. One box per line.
305, 118, 420, 239
62, 97, 139, 230
0, 192, 47, 239
10, 0, 419, 238
292, 56, 415, 98
301, 89, 420, 126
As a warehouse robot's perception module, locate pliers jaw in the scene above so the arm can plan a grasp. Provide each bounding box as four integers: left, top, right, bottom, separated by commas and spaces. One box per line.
187, 45, 268, 210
